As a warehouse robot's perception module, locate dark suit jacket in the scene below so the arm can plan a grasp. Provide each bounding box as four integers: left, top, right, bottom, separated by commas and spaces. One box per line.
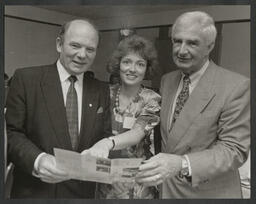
160, 61, 250, 198
6, 63, 112, 198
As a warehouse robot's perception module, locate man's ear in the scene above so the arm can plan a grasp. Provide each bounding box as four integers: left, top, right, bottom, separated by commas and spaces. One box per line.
207, 42, 215, 54
56, 37, 62, 53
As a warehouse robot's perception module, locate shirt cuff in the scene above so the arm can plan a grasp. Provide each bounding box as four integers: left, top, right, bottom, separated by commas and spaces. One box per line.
32, 152, 46, 177
184, 154, 192, 177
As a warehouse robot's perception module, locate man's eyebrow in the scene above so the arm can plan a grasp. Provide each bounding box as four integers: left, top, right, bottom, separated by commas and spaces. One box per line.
188, 39, 200, 43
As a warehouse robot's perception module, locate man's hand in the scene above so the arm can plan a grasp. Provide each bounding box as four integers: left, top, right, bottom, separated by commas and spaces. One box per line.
81, 138, 113, 158
36, 154, 69, 183
135, 153, 182, 187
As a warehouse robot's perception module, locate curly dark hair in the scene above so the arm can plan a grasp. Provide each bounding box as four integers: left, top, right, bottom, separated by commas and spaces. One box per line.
107, 34, 158, 80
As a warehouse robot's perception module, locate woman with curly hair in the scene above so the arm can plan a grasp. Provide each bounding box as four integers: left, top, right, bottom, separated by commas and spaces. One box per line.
83, 34, 161, 199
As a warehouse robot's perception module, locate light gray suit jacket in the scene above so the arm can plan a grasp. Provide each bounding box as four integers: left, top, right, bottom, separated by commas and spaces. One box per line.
160, 61, 250, 198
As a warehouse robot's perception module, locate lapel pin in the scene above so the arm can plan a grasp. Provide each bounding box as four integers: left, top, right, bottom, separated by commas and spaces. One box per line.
89, 104, 92, 107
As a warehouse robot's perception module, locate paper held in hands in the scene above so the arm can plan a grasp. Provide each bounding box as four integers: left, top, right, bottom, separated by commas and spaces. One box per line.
54, 148, 143, 184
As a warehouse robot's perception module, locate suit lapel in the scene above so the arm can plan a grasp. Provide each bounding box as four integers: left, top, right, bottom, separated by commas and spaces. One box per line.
167, 62, 217, 151
160, 71, 180, 150
78, 78, 99, 151
164, 72, 182, 132
40, 64, 72, 150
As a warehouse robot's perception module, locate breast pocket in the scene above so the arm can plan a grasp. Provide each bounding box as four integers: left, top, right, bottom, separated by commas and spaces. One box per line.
94, 111, 104, 127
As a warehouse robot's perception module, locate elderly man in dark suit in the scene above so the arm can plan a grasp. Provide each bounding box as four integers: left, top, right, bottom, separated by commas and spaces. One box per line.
6, 19, 112, 198
136, 11, 250, 198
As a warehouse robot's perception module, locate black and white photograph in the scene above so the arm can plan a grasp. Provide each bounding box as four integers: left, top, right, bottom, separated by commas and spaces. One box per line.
1, 0, 252, 200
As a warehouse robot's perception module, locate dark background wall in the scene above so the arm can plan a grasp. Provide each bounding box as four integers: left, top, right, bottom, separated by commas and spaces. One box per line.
5, 5, 250, 87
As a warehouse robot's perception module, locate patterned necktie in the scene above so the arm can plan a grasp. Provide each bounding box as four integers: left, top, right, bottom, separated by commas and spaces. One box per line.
66, 75, 79, 150
171, 74, 190, 126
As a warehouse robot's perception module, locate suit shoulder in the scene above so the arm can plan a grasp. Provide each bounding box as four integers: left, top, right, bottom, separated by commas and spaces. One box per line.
14, 64, 54, 78
91, 78, 108, 87
90, 78, 109, 92
215, 65, 249, 85
161, 70, 179, 81
211, 65, 249, 98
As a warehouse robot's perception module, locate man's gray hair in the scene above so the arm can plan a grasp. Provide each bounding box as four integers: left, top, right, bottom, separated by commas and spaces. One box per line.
171, 11, 217, 45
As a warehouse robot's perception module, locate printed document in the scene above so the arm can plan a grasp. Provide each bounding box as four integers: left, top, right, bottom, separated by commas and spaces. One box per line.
54, 148, 143, 184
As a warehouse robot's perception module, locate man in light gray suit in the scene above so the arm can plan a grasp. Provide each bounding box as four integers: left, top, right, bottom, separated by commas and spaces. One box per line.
136, 11, 250, 198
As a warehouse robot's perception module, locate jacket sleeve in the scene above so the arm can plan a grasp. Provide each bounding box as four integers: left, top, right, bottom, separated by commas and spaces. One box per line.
188, 78, 250, 187
102, 83, 112, 138
6, 70, 42, 174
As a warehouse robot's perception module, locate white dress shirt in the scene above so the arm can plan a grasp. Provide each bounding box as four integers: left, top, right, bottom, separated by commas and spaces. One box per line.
57, 60, 84, 133
33, 60, 84, 175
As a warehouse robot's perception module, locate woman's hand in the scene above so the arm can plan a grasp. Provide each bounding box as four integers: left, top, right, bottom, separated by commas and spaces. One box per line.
81, 138, 113, 158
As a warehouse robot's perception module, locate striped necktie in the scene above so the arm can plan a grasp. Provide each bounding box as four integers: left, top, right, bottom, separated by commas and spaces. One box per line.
66, 75, 79, 150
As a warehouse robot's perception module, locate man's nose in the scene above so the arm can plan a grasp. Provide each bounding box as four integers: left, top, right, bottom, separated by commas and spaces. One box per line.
77, 48, 86, 58
178, 43, 188, 55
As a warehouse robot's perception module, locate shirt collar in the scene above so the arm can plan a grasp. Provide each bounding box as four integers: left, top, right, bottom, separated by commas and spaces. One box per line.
181, 59, 209, 84
57, 59, 84, 83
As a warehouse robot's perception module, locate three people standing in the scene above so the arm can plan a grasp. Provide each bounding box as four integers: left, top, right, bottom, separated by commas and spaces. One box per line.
5, 11, 250, 199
